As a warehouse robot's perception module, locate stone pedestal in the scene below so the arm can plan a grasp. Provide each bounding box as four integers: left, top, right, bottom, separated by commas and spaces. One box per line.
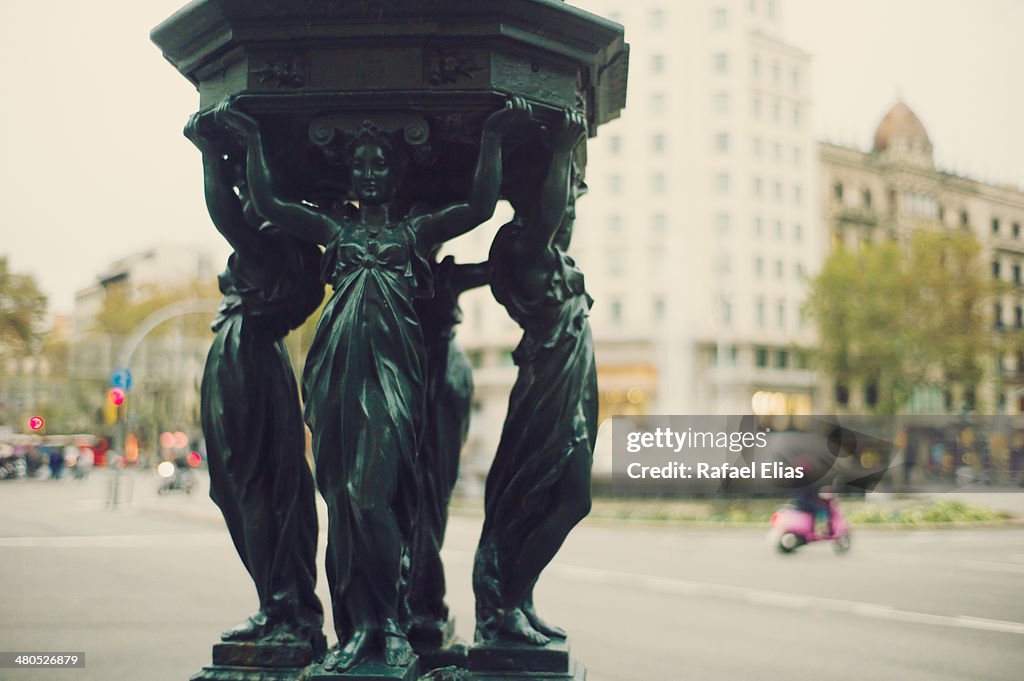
467, 639, 584, 681
409, 618, 468, 671
190, 641, 316, 681
307, 657, 419, 681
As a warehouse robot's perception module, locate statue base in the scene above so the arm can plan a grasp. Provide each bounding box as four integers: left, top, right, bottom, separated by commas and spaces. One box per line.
191, 640, 318, 681
307, 657, 419, 681
409, 617, 468, 671
469, 660, 586, 681
467, 639, 584, 680
468, 639, 572, 675
190, 667, 307, 681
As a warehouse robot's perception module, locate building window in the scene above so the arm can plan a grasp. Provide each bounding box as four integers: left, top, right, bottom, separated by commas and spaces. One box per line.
1014, 263, 1021, 285
993, 260, 1002, 279
994, 303, 1004, 330
609, 175, 622, 194
775, 221, 783, 239
652, 54, 665, 73
651, 92, 666, 113
652, 174, 666, 193
776, 349, 788, 369
960, 210, 970, 228
793, 185, 802, 204
771, 100, 780, 122
774, 181, 783, 201
791, 68, 800, 90
609, 214, 622, 233
652, 133, 665, 152
713, 53, 729, 73
1016, 306, 1023, 329
753, 176, 763, 197
794, 223, 802, 241
1015, 222, 1022, 239
865, 383, 879, 408
754, 257, 764, 277
713, 7, 728, 27
716, 172, 730, 193
609, 135, 621, 154
795, 262, 805, 280
753, 136, 762, 157
654, 297, 665, 320
775, 260, 784, 279
776, 301, 785, 328
715, 133, 729, 153
754, 216, 764, 237
773, 141, 782, 162
721, 299, 733, 325
751, 57, 760, 78
993, 217, 1001, 234
610, 299, 622, 324
752, 96, 761, 117
716, 213, 731, 235
792, 106, 801, 128
717, 253, 731, 275
714, 91, 729, 114
650, 8, 665, 27
756, 299, 765, 327
755, 346, 769, 367
835, 383, 850, 407
793, 146, 801, 166
833, 182, 844, 202
609, 254, 623, 276
653, 213, 666, 232
862, 189, 872, 209
772, 61, 780, 84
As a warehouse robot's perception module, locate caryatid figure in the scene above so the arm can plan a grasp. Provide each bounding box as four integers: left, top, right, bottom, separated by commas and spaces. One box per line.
187, 114, 326, 655
473, 110, 597, 646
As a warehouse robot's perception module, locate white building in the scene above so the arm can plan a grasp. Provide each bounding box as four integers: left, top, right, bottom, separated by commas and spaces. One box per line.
448, 0, 823, 464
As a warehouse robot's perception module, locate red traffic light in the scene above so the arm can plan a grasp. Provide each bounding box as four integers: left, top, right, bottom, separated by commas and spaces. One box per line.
187, 451, 202, 468
108, 388, 126, 406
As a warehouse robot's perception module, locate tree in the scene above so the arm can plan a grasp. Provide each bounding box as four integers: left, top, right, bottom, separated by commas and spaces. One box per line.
0, 256, 47, 359
806, 230, 998, 415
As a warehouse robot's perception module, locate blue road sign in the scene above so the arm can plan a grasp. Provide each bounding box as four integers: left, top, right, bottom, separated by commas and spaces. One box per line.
111, 368, 133, 391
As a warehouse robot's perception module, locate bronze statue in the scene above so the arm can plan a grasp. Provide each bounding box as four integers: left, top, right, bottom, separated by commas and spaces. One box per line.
409, 254, 489, 645
187, 115, 326, 656
216, 97, 531, 673
472, 111, 597, 646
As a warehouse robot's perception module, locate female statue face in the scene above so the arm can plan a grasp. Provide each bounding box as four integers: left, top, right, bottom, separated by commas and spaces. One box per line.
350, 143, 395, 205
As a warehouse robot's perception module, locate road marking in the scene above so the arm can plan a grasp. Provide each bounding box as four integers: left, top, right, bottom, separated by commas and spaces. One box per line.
517, 557, 1024, 637
962, 560, 1024, 574
0, 534, 228, 548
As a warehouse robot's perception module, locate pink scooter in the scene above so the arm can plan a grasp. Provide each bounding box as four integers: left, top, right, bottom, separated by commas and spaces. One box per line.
768, 493, 852, 554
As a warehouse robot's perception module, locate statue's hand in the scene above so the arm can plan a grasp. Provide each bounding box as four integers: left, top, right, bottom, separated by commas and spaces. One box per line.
183, 111, 214, 151
553, 109, 587, 152
483, 96, 532, 133
214, 97, 259, 137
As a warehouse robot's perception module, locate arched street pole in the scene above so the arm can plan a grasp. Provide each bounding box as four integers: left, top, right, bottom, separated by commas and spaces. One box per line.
107, 298, 219, 508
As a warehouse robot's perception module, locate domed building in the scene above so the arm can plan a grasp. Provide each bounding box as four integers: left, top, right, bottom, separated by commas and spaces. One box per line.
872, 101, 934, 161
818, 100, 1024, 414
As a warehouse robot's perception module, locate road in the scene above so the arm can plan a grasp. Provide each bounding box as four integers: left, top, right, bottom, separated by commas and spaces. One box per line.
1, 471, 1022, 681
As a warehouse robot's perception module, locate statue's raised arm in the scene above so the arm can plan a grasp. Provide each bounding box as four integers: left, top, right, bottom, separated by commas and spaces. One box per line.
214, 99, 335, 246
520, 109, 588, 255
413, 97, 533, 251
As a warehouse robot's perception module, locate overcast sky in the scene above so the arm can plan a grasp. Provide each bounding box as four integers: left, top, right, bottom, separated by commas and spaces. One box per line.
1, 0, 1021, 315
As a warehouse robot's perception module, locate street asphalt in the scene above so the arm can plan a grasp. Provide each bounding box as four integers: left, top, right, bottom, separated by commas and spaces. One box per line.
1, 470, 1022, 681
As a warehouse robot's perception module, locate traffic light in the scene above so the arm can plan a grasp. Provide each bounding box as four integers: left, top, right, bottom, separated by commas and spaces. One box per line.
104, 388, 126, 425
